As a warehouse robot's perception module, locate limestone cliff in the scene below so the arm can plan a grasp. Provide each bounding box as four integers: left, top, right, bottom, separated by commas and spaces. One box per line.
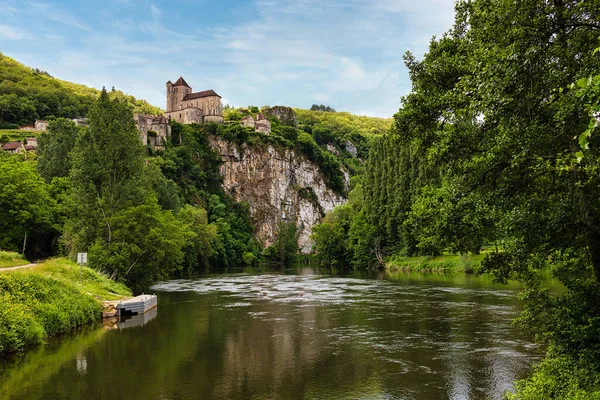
209, 137, 347, 253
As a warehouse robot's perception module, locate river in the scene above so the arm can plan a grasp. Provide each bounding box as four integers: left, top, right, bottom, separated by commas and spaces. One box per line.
0, 267, 543, 400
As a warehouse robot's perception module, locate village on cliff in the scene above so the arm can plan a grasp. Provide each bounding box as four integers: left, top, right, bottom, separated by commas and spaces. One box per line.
1, 76, 295, 153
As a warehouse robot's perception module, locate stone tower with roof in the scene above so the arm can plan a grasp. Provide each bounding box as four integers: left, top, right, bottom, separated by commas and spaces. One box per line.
165, 77, 223, 124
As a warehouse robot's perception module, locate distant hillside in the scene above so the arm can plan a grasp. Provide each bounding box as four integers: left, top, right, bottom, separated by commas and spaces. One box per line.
295, 108, 392, 138
0, 53, 162, 128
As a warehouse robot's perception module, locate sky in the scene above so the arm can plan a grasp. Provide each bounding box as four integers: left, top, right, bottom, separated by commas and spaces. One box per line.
0, 0, 456, 118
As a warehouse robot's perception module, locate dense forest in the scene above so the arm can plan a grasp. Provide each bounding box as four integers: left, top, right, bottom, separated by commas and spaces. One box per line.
0, 53, 161, 128
311, 0, 600, 397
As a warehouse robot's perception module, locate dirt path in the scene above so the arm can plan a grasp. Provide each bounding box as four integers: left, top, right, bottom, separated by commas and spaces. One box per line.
0, 263, 37, 272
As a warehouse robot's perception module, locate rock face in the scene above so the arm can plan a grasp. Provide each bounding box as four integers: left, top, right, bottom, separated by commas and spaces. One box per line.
345, 141, 358, 157
263, 106, 297, 127
210, 137, 347, 253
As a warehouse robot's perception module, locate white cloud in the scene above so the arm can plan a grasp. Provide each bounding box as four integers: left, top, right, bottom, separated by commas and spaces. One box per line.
26, 1, 91, 31
0, 0, 456, 117
0, 24, 29, 40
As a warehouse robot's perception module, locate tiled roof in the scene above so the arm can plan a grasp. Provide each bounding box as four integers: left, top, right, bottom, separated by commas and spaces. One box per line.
152, 115, 167, 124
2, 142, 22, 150
173, 76, 191, 88
183, 89, 221, 100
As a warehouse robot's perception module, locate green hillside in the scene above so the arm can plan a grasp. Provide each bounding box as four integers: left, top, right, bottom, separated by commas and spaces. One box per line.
0, 52, 161, 128
295, 108, 392, 138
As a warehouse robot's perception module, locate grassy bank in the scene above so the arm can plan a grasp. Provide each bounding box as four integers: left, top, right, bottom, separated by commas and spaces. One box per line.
386, 253, 485, 273
0, 251, 29, 268
0, 257, 131, 353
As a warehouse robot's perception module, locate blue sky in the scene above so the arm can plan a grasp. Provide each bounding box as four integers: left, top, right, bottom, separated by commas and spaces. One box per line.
0, 0, 456, 117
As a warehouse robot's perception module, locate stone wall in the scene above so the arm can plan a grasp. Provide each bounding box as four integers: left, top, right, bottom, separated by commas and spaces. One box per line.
209, 137, 347, 253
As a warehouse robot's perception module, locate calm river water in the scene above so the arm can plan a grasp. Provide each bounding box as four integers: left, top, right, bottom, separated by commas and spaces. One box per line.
0, 267, 543, 400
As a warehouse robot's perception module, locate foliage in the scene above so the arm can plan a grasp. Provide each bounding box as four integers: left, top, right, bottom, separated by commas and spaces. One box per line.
88, 202, 192, 293
64, 91, 198, 290
341, 0, 600, 396
66, 89, 148, 253
0, 251, 28, 268
311, 204, 352, 267
387, 254, 484, 274
312, 1, 600, 395
158, 122, 259, 269
0, 257, 130, 353
36, 118, 79, 182
0, 155, 57, 253
506, 353, 600, 400
310, 104, 336, 112
263, 222, 299, 267
0, 52, 161, 126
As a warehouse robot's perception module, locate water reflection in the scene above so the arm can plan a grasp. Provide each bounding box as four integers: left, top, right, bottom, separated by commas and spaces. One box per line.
102, 307, 159, 330
0, 268, 542, 400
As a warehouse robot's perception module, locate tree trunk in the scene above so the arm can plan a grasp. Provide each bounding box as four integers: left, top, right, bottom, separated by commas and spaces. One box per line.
586, 230, 600, 283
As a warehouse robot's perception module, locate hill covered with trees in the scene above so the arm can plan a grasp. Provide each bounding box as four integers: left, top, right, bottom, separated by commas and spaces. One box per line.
0, 53, 161, 128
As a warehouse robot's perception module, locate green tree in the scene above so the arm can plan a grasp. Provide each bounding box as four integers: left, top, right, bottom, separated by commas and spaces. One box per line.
66, 88, 147, 252
88, 202, 192, 292
0, 156, 56, 252
37, 118, 79, 182
266, 222, 299, 267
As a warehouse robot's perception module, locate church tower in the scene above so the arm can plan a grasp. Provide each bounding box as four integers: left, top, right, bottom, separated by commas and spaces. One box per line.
171, 77, 192, 111
166, 80, 175, 112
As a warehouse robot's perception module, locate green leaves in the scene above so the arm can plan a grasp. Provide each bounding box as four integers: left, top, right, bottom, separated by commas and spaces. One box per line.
0, 156, 56, 251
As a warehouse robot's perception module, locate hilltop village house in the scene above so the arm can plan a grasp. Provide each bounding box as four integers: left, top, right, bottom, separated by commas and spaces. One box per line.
164, 77, 223, 124
241, 114, 271, 133
1, 137, 37, 154
134, 76, 224, 147
134, 113, 170, 149
28, 77, 226, 150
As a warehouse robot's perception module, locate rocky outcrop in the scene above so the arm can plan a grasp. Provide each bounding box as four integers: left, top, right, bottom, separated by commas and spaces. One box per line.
345, 141, 358, 157
263, 106, 297, 127
210, 137, 347, 253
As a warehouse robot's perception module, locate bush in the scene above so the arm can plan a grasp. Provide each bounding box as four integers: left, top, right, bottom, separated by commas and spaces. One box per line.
507, 353, 600, 400
0, 122, 19, 129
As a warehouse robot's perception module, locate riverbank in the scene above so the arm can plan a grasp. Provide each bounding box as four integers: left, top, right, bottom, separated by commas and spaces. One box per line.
0, 256, 131, 353
386, 253, 485, 273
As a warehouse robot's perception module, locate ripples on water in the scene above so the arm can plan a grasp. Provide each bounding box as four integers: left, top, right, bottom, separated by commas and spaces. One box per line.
149, 273, 541, 399
1, 271, 542, 400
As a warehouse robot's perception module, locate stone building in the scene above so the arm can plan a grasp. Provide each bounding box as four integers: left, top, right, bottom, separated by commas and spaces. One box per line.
134, 113, 170, 148
164, 77, 223, 124
34, 120, 48, 131
241, 114, 271, 134
254, 114, 271, 133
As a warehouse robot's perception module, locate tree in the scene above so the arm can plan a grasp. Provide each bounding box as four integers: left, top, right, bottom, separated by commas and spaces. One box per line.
88, 202, 192, 292
311, 205, 351, 266
66, 88, 147, 251
0, 156, 56, 253
268, 222, 299, 267
37, 118, 79, 182
376, 0, 600, 396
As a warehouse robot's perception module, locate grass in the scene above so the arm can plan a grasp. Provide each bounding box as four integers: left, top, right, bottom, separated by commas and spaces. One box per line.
0, 251, 29, 268
0, 257, 131, 353
386, 253, 486, 273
